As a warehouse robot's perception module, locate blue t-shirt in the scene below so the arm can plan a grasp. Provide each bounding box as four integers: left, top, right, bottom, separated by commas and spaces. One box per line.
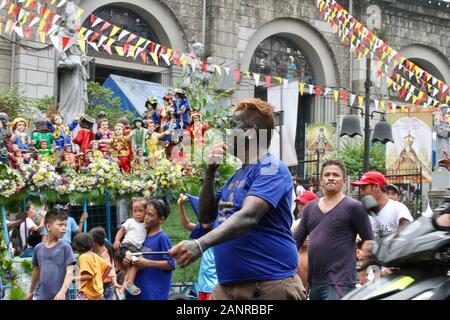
189, 224, 210, 240
127, 230, 175, 300
32, 241, 76, 300
41, 217, 78, 244
213, 153, 297, 284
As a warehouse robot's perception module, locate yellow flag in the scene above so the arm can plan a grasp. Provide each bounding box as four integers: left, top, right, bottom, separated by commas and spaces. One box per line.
76, 8, 84, 19
115, 46, 124, 56
378, 60, 383, 69
245, 72, 251, 78
412, 96, 418, 105
135, 38, 146, 48
24, 0, 33, 8
427, 84, 433, 92
380, 101, 385, 111
364, 48, 369, 57
387, 79, 393, 88
358, 96, 364, 107
369, 40, 374, 49
333, 90, 339, 103
106, 38, 116, 47
446, 96, 450, 105
21, 12, 30, 25
382, 51, 388, 61
351, 34, 356, 43
166, 48, 173, 59
300, 82, 305, 96
426, 73, 432, 82
79, 27, 87, 37
78, 36, 86, 53
181, 56, 188, 67
39, 32, 46, 43
396, 74, 400, 83
43, 8, 51, 21
214, 65, 222, 75
405, 82, 411, 90
433, 100, 439, 108
275, 77, 283, 84
110, 26, 120, 37
401, 106, 405, 112
8, 4, 15, 15
51, 0, 57, 4
38, 19, 46, 32
127, 45, 136, 57
150, 52, 159, 65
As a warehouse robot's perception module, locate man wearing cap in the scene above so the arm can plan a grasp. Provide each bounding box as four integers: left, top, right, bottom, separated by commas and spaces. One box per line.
386, 184, 401, 202
143, 97, 161, 127
351, 171, 413, 239
294, 160, 373, 300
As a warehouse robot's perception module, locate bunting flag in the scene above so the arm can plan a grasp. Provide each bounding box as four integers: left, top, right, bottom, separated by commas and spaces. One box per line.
264, 75, 271, 88
234, 68, 241, 82
253, 73, 260, 87
214, 64, 222, 76
299, 82, 305, 96
333, 90, 339, 103
139, 50, 148, 64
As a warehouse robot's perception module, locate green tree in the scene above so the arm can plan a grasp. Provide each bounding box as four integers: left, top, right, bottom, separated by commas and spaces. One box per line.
86, 81, 135, 126
336, 139, 386, 178
0, 87, 30, 120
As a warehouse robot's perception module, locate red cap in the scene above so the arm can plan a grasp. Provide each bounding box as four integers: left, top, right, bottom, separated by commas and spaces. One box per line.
295, 191, 318, 205
351, 171, 387, 188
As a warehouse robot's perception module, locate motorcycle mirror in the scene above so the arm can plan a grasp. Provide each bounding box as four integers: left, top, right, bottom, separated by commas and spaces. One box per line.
361, 195, 380, 217
432, 198, 450, 231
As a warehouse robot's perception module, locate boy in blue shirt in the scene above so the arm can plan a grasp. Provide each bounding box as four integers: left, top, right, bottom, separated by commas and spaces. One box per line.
124, 197, 175, 300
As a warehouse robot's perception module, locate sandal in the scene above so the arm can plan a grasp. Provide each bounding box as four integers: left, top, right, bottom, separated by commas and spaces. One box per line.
125, 283, 141, 296
118, 291, 126, 300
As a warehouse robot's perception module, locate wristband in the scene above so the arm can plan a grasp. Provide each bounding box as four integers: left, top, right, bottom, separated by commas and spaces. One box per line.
192, 239, 204, 255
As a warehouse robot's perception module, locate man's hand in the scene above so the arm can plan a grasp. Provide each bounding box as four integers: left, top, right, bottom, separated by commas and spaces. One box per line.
79, 212, 88, 224
438, 150, 450, 171
360, 240, 375, 262
207, 143, 228, 169
132, 257, 149, 269
54, 291, 66, 300
26, 291, 34, 300
169, 240, 202, 267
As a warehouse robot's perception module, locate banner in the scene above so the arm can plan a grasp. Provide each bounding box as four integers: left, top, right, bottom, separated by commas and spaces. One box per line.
386, 112, 433, 183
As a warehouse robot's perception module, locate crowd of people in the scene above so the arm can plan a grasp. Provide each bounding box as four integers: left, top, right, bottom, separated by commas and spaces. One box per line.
1, 97, 446, 301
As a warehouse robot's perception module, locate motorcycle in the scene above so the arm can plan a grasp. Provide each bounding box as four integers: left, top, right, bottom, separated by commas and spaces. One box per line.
342, 196, 450, 300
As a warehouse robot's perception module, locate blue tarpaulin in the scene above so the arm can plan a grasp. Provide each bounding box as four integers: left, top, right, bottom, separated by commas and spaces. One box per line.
102, 74, 171, 116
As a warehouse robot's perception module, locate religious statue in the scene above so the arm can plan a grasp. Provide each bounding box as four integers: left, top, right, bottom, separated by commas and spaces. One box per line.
95, 118, 114, 156
0, 112, 11, 165
173, 88, 191, 129
109, 123, 132, 172
434, 105, 450, 169
31, 120, 54, 151
131, 117, 148, 155
47, 113, 78, 152
72, 114, 95, 154
143, 97, 162, 128
10, 117, 32, 155
56, 1, 89, 123
187, 112, 209, 147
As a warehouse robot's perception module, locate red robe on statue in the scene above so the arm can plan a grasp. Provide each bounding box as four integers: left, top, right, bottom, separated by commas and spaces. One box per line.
73, 129, 96, 153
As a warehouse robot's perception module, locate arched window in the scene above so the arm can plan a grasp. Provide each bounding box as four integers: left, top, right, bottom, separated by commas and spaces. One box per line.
250, 36, 315, 84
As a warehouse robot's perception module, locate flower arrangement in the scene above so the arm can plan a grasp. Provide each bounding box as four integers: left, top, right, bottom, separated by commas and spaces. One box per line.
0, 164, 24, 199
151, 159, 184, 191
20, 161, 61, 191
86, 158, 121, 189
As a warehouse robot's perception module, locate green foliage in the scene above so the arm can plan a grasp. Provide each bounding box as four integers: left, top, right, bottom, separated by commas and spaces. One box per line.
8, 286, 26, 300
337, 139, 386, 178
20, 259, 33, 275
86, 81, 135, 126
34, 96, 57, 115
0, 86, 30, 120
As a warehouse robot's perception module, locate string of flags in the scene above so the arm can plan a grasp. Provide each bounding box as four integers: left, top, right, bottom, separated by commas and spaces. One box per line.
312, 0, 450, 109
0, 0, 449, 120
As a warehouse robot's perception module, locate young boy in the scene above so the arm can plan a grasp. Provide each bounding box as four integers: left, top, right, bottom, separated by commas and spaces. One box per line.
26, 208, 76, 300
124, 197, 175, 300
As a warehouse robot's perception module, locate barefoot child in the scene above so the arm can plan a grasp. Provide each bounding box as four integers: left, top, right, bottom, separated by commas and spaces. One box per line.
27, 208, 76, 300
72, 233, 112, 300
113, 197, 147, 297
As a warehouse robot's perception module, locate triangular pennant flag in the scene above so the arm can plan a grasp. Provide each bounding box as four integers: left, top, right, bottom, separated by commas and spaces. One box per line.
1, 0, 8, 10
315, 85, 322, 96
118, 30, 130, 41
432, 88, 439, 97
52, 14, 61, 25
24, 27, 32, 39
283, 79, 289, 89
56, 0, 67, 8
75, 8, 84, 19
110, 26, 120, 37
8, 3, 15, 15
38, 18, 46, 32
245, 71, 251, 78
275, 76, 283, 85
374, 99, 379, 110
100, 21, 111, 33
135, 37, 146, 48
214, 65, 222, 76
84, 30, 94, 40
50, 34, 61, 51
106, 38, 116, 47
92, 17, 103, 28
39, 31, 46, 43
308, 84, 314, 95
341, 91, 348, 104
88, 41, 99, 52
380, 100, 385, 111
358, 95, 364, 107
139, 50, 148, 64
160, 53, 171, 66
126, 33, 138, 44
134, 47, 144, 59
300, 82, 305, 96
62, 36, 70, 50
405, 92, 412, 102
150, 52, 159, 65
446, 96, 450, 105
254, 73, 260, 87
123, 43, 130, 55
223, 67, 230, 75
114, 46, 124, 56
350, 93, 356, 106
13, 25, 24, 38
264, 75, 271, 88
127, 45, 136, 58
97, 35, 108, 47
101, 44, 111, 55
234, 69, 241, 82
432, 77, 438, 86
18, 8, 26, 22
89, 32, 100, 43
24, 0, 33, 9
333, 90, 339, 102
